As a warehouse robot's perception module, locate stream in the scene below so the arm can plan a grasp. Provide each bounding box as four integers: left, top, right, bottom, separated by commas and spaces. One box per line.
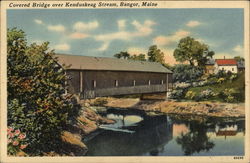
85, 108, 245, 156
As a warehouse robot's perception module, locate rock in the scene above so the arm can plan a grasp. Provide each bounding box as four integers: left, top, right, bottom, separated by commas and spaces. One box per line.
16, 151, 28, 157
98, 117, 116, 124
77, 116, 98, 134
84, 102, 90, 107
61, 131, 88, 156
61, 131, 86, 149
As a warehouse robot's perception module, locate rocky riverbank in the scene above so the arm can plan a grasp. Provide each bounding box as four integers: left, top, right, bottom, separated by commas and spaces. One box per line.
43, 106, 115, 156
89, 97, 245, 118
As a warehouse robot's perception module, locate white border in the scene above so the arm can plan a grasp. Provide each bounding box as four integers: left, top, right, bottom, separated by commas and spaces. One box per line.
0, 1, 249, 163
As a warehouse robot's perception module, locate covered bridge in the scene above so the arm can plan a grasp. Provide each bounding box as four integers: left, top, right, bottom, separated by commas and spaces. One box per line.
56, 54, 173, 99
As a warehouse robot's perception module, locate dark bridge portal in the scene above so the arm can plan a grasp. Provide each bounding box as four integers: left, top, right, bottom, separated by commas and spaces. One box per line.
56, 54, 173, 99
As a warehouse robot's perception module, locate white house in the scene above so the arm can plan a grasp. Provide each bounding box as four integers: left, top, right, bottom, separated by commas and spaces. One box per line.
214, 58, 238, 74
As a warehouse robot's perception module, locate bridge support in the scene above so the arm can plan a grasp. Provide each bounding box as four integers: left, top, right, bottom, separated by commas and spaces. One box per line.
165, 91, 170, 101
140, 94, 145, 100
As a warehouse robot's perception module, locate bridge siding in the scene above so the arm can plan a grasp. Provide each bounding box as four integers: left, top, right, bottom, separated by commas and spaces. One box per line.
66, 70, 172, 99
83, 84, 167, 99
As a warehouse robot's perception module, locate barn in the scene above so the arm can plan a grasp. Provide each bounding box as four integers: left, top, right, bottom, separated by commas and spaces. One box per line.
56, 54, 173, 99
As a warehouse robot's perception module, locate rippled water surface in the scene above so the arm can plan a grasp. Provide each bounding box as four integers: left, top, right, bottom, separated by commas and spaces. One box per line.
85, 108, 245, 156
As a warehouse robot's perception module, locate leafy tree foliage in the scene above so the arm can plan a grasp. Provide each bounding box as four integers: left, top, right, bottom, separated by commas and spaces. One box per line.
129, 54, 146, 61
114, 51, 130, 59
174, 37, 214, 67
171, 64, 203, 82
114, 51, 146, 61
7, 28, 75, 154
147, 45, 165, 64
114, 45, 166, 64
234, 56, 245, 62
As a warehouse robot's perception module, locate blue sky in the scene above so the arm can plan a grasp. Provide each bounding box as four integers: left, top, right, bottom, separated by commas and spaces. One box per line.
7, 9, 244, 64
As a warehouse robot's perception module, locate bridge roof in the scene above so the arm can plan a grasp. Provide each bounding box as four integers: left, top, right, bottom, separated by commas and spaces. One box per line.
55, 54, 172, 73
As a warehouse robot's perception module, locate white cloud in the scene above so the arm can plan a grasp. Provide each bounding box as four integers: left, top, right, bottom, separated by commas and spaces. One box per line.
186, 20, 201, 27
48, 24, 65, 32
95, 20, 156, 51
97, 42, 110, 51
54, 43, 70, 51
233, 45, 243, 53
153, 30, 190, 46
95, 31, 130, 42
69, 32, 89, 39
131, 20, 155, 37
34, 19, 43, 25
73, 21, 99, 31
118, 19, 126, 31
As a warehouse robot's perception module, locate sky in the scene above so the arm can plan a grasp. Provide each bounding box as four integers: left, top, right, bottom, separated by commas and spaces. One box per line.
7, 9, 244, 65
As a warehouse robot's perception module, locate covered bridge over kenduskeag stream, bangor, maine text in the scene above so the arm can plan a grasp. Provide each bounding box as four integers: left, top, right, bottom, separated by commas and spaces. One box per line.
56, 54, 173, 99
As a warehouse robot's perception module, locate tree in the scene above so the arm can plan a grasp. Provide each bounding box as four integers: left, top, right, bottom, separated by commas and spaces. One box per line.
174, 37, 214, 67
129, 54, 146, 61
114, 51, 130, 59
147, 45, 165, 64
234, 56, 245, 62
7, 28, 75, 155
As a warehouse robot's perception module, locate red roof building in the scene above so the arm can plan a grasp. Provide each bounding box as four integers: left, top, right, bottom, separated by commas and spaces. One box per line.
215, 59, 237, 65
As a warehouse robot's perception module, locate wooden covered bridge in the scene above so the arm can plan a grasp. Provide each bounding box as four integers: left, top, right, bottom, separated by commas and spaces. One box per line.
56, 54, 173, 99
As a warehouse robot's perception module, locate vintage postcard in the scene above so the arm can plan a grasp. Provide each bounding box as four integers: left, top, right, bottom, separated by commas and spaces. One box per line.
0, 1, 249, 163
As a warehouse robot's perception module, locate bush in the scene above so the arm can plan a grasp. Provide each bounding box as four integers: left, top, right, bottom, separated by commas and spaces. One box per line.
7, 126, 28, 155
219, 88, 240, 103
199, 89, 215, 99
206, 77, 217, 85
171, 64, 203, 83
175, 82, 191, 89
185, 91, 196, 100
7, 28, 75, 155
229, 74, 237, 82
215, 70, 227, 78
170, 89, 185, 100
217, 78, 225, 84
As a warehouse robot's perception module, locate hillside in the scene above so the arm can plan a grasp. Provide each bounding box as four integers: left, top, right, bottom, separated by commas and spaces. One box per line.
187, 72, 245, 103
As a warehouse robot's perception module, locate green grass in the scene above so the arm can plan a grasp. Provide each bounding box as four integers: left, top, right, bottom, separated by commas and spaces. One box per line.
187, 72, 245, 102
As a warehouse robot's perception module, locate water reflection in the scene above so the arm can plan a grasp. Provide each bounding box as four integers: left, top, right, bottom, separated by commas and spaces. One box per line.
175, 121, 215, 156
85, 109, 245, 156
86, 115, 172, 156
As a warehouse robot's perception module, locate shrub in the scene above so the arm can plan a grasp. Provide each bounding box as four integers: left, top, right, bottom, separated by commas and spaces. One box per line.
185, 91, 196, 100
170, 89, 185, 100
219, 88, 240, 103
229, 74, 237, 82
215, 70, 227, 78
206, 77, 217, 85
174, 82, 191, 89
199, 89, 215, 99
7, 28, 75, 155
192, 89, 215, 101
7, 126, 28, 155
171, 64, 203, 83
217, 78, 225, 84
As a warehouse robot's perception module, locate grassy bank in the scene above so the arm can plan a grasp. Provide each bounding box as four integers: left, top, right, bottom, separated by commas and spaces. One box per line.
182, 72, 245, 103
